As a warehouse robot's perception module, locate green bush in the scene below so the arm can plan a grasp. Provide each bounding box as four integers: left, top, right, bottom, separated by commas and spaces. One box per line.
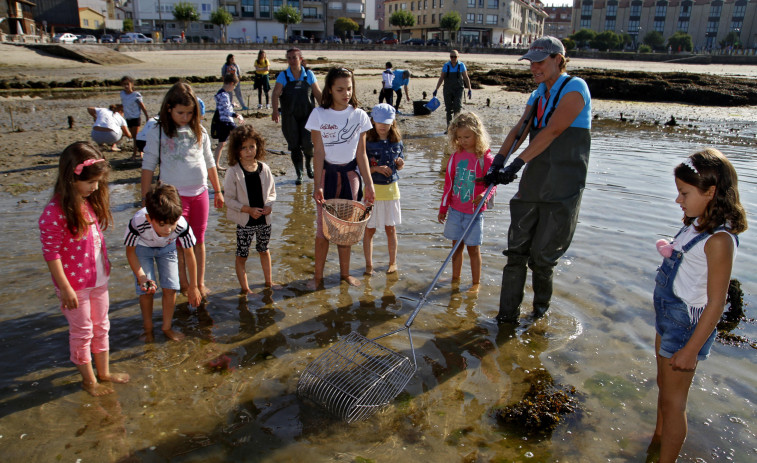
638, 44, 652, 53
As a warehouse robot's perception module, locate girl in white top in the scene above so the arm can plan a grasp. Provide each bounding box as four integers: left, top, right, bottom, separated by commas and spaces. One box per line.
87, 105, 131, 151
305, 67, 375, 288
141, 82, 225, 299
650, 148, 747, 462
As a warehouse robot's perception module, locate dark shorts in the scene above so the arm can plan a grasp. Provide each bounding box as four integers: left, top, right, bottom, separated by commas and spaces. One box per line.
216, 121, 235, 143
135, 139, 146, 151
236, 224, 272, 257
126, 117, 141, 128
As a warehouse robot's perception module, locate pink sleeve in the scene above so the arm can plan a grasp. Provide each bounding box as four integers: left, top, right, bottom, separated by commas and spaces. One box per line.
439, 152, 457, 214
39, 201, 65, 262
483, 150, 497, 202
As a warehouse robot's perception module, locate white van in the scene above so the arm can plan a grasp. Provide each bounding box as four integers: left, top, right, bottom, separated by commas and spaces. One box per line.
119, 33, 153, 44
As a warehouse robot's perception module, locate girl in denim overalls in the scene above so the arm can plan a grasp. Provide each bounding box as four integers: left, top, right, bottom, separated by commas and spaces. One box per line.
649, 148, 747, 463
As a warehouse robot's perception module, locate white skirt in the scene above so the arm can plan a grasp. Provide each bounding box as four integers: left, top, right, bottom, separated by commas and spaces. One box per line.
366, 199, 401, 229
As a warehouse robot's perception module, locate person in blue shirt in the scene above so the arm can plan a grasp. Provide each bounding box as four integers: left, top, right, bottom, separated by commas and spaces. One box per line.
484, 36, 592, 324
433, 50, 472, 127
391, 69, 411, 112
271, 48, 323, 184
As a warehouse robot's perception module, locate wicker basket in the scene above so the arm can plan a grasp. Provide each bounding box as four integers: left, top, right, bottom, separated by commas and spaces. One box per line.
321, 199, 371, 246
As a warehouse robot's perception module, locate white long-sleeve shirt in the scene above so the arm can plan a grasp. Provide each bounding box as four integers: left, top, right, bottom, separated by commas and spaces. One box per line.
143, 125, 215, 197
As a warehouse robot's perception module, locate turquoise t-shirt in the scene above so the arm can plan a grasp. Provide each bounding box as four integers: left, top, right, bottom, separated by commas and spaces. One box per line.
442, 61, 467, 74
392, 69, 410, 91
526, 74, 591, 129
275, 67, 318, 86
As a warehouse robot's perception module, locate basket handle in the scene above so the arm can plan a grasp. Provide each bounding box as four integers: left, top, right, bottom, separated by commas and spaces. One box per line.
358, 205, 372, 222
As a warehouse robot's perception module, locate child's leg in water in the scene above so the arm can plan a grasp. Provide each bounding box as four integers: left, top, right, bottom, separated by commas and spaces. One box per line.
386, 225, 398, 274
467, 245, 481, 293
235, 255, 252, 294
451, 240, 464, 283
161, 289, 184, 340
77, 362, 112, 396
139, 293, 155, 342
259, 250, 279, 287
363, 227, 376, 275
338, 244, 360, 286
130, 126, 141, 159
94, 351, 130, 384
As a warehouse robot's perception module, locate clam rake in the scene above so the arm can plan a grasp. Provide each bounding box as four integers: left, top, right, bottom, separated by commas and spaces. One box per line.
297, 113, 532, 423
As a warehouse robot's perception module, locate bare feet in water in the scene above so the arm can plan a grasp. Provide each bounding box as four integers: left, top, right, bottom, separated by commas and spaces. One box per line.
307, 278, 324, 291
97, 372, 130, 384
341, 275, 361, 287
162, 328, 185, 341
140, 330, 155, 343
364, 266, 374, 275
82, 380, 113, 396
199, 286, 211, 298
239, 287, 253, 296
386, 263, 398, 274
467, 284, 480, 294
265, 281, 284, 290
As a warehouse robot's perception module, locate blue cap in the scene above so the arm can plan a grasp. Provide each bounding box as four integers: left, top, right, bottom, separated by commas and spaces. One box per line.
197, 97, 206, 116
371, 103, 396, 124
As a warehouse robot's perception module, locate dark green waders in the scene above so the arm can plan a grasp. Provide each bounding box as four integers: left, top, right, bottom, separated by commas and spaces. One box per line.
280, 71, 315, 183
443, 66, 464, 127
497, 126, 591, 323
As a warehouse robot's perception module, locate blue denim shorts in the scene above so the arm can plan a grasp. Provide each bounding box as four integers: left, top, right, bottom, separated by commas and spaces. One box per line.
134, 243, 180, 295
654, 295, 716, 361
443, 208, 484, 246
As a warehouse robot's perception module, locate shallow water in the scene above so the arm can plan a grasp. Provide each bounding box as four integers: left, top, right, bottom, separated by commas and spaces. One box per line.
1, 102, 756, 462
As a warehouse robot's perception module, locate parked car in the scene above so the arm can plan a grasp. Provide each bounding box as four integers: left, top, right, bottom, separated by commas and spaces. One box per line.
288, 34, 311, 43
323, 35, 342, 44
52, 33, 77, 44
75, 34, 98, 44
100, 34, 115, 43
426, 38, 448, 47
402, 38, 425, 45
119, 33, 153, 44
351, 35, 372, 44
375, 36, 398, 45
164, 35, 184, 43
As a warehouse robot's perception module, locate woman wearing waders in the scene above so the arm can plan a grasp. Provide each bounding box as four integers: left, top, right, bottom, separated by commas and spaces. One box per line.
432, 50, 472, 128
271, 48, 322, 185
484, 36, 592, 324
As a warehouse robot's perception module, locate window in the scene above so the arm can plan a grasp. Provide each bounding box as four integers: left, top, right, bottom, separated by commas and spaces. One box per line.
581, 2, 592, 17
468, 0, 475, 7
410, 2, 414, 10
654, 4, 666, 18
401, 3, 406, 10
346, 3, 363, 13
709, 2, 722, 18
272, 0, 282, 13
654, 20, 664, 32
630, 1, 641, 17
628, 19, 640, 34
676, 19, 689, 32
606, 3, 617, 18
328, 2, 343, 10
432, 13, 435, 23
706, 20, 718, 34
94, 20, 99, 27
204, 24, 214, 30
477, 14, 483, 23
488, 0, 498, 7
679, 1, 691, 18
423, 15, 427, 24
604, 19, 615, 31
486, 14, 497, 24
225, 4, 238, 15
466, 13, 475, 22
303, 7, 317, 18
440, 0, 443, 7
241, 0, 253, 17
479, 0, 484, 7
432, 0, 435, 7
83, 19, 89, 26
732, 0, 746, 18
580, 18, 591, 29
259, 1, 271, 18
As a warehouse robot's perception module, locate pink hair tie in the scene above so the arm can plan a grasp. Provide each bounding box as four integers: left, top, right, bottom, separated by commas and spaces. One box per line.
74, 158, 105, 175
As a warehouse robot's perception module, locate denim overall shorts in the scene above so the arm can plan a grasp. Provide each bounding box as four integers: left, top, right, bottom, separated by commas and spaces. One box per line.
653, 226, 726, 360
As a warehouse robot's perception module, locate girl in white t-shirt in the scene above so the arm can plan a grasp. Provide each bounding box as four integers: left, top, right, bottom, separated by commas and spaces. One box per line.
305, 67, 375, 288
87, 104, 131, 152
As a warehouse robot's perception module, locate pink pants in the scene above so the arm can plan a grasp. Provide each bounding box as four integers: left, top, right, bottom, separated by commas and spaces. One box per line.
59, 283, 110, 365
180, 190, 209, 244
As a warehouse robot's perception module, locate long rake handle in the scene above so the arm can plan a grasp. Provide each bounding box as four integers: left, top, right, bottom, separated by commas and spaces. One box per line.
403, 111, 534, 329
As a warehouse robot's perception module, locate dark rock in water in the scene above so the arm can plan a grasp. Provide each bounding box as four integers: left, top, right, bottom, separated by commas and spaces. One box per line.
620, 112, 627, 122
67, 115, 75, 129
422, 91, 427, 100
664, 115, 677, 126
373, 88, 377, 94
486, 98, 490, 107
470, 68, 757, 106
492, 370, 579, 434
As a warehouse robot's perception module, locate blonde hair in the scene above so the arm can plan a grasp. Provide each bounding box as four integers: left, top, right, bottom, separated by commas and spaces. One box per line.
447, 112, 490, 157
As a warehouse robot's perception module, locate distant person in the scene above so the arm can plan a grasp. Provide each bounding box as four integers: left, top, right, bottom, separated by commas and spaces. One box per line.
254, 50, 271, 109
141, 82, 224, 299
306, 67, 374, 288
39, 142, 129, 396
87, 104, 131, 152
221, 54, 248, 110
212, 73, 245, 170
124, 182, 201, 343
223, 126, 278, 294
484, 36, 591, 323
120, 76, 149, 160
647, 149, 747, 462
379, 61, 394, 105
438, 112, 495, 294
271, 48, 322, 185
364, 103, 405, 275
433, 50, 472, 127
391, 69, 411, 112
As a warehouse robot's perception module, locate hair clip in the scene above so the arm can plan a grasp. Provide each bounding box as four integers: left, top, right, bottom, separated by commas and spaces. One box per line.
74, 158, 105, 175
681, 158, 698, 175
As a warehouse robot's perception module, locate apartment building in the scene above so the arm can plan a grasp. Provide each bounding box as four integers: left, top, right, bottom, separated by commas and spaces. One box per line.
382, 0, 547, 46
572, 0, 757, 49
544, 4, 572, 39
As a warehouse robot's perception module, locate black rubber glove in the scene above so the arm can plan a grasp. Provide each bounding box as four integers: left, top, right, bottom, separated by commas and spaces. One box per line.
483, 154, 507, 185
484, 157, 525, 185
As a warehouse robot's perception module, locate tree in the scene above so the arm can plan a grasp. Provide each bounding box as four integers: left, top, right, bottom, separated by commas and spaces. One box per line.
210, 8, 233, 43
642, 30, 664, 50
570, 28, 595, 49
274, 4, 302, 41
667, 31, 693, 52
439, 11, 461, 43
562, 37, 576, 51
334, 17, 359, 39
123, 18, 134, 32
173, 2, 200, 36
619, 33, 633, 50
719, 30, 740, 48
389, 10, 415, 42
590, 31, 621, 51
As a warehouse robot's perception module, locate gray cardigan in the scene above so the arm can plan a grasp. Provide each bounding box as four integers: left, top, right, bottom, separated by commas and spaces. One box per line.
223, 162, 276, 226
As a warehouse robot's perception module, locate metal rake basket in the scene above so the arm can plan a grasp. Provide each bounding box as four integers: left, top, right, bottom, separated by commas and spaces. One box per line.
321, 199, 371, 246
297, 331, 417, 423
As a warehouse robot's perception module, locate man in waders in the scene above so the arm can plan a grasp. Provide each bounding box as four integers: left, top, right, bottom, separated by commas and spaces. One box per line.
484, 36, 592, 324
433, 50, 472, 128
272, 48, 322, 185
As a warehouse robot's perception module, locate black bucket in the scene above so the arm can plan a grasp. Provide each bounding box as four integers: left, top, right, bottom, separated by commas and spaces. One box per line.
413, 100, 432, 116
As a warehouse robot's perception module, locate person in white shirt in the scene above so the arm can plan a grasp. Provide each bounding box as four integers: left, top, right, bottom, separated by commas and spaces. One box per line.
87, 105, 131, 152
